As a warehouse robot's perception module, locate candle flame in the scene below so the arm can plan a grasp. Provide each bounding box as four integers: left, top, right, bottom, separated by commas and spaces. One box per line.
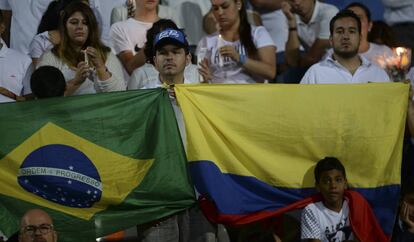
396, 47, 406, 56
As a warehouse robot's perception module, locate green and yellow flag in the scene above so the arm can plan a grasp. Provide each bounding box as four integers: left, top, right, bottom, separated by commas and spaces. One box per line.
0, 89, 195, 241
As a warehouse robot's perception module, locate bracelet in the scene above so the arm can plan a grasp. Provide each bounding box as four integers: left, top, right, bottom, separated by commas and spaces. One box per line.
289, 27, 297, 31
239, 54, 247, 65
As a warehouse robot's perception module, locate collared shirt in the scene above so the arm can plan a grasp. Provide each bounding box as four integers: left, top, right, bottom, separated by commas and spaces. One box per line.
295, 1, 338, 50
300, 54, 391, 84
323, 43, 394, 68
0, 43, 32, 102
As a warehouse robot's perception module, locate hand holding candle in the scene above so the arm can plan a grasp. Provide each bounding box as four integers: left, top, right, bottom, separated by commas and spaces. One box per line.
218, 34, 224, 67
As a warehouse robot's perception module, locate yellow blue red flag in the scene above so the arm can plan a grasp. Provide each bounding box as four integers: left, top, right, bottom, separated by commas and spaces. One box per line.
175, 83, 409, 236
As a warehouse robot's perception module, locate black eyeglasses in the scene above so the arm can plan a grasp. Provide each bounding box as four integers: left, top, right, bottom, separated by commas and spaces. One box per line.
21, 224, 54, 236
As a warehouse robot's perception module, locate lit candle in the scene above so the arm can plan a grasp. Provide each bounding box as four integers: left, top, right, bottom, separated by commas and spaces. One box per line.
218, 34, 224, 67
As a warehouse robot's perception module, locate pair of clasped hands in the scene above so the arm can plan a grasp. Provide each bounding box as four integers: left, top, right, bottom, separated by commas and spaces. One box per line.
74, 47, 105, 85
198, 45, 242, 83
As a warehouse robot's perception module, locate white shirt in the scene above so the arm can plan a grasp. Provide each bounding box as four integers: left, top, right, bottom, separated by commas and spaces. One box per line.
382, 0, 414, 25
300, 54, 391, 84
324, 43, 394, 68
29, 31, 53, 59
89, 0, 126, 47
0, 43, 32, 102
110, 18, 153, 55
301, 200, 355, 242
38, 50, 125, 95
0, 0, 52, 54
129, 63, 199, 90
196, 26, 275, 84
296, 1, 338, 50
261, 10, 288, 53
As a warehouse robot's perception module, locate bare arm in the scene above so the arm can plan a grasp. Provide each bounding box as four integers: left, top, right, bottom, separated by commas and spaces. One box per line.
117, 49, 146, 75
282, 1, 301, 67
219, 45, 276, 82
241, 46, 276, 81
299, 39, 330, 67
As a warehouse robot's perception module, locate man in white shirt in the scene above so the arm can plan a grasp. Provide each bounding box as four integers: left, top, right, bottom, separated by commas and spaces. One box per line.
281, 0, 338, 68
0, 11, 32, 102
300, 10, 390, 84
0, 0, 52, 54
110, 0, 160, 75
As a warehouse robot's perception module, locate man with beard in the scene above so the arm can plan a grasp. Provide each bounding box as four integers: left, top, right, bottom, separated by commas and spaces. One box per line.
300, 10, 390, 84
18, 209, 57, 242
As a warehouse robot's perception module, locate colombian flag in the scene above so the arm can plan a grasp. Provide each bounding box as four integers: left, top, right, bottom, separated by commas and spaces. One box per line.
175, 83, 409, 237
0, 89, 195, 242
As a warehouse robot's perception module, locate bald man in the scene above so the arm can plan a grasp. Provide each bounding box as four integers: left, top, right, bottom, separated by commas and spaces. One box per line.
18, 209, 57, 242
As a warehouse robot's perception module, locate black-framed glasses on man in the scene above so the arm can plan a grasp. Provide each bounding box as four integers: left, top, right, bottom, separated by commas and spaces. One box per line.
21, 224, 54, 236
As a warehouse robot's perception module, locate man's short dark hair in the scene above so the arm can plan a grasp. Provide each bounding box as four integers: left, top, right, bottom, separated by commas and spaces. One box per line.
314, 157, 347, 184
329, 9, 362, 35
31, 66, 66, 98
346, 2, 371, 22
0, 10, 3, 24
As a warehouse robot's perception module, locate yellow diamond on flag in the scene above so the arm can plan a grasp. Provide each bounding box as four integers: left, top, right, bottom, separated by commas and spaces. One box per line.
0, 122, 154, 220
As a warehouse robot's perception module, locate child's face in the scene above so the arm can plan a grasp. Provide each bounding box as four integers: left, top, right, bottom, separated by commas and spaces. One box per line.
316, 169, 347, 205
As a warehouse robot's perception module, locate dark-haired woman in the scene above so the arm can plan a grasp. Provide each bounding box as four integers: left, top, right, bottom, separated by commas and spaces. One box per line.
38, 1, 125, 96
197, 0, 276, 83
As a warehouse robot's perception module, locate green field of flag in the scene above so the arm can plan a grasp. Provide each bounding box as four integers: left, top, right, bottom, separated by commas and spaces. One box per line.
0, 89, 195, 241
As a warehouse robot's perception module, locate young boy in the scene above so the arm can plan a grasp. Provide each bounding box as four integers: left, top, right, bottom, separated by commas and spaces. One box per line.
391, 182, 414, 242
30, 66, 66, 99
301, 157, 356, 242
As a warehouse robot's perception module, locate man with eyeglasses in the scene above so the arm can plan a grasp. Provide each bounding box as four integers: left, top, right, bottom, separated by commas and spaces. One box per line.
19, 209, 57, 242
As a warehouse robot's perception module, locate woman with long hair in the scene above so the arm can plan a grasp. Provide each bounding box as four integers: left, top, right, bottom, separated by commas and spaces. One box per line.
30, 0, 77, 66
38, 1, 125, 96
197, 0, 276, 83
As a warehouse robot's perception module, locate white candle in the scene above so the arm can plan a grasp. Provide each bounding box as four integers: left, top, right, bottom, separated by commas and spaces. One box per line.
83, 50, 89, 66
218, 34, 224, 67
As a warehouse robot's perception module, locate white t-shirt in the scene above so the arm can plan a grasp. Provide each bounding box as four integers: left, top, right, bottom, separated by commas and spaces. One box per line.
38, 50, 125, 95
324, 43, 394, 68
301, 200, 355, 242
0, 0, 52, 54
89, 0, 126, 47
300, 54, 391, 84
29, 31, 53, 59
110, 18, 153, 55
261, 10, 288, 53
196, 26, 275, 84
129, 63, 199, 90
0, 44, 32, 102
296, 1, 338, 50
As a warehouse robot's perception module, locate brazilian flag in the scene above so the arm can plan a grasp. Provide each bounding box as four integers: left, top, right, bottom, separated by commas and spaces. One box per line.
0, 89, 196, 241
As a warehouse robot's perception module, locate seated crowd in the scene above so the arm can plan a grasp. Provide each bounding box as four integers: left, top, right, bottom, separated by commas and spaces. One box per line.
0, 0, 413, 241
